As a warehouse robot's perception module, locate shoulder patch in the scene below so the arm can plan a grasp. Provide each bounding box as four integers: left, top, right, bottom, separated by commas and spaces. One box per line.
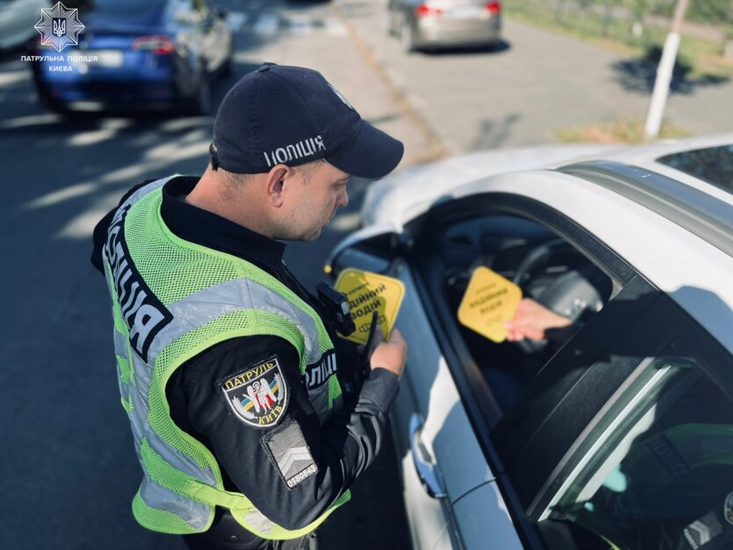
261, 420, 318, 489
221, 355, 288, 428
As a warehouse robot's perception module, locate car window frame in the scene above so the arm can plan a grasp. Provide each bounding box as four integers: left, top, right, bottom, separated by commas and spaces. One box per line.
405, 191, 640, 549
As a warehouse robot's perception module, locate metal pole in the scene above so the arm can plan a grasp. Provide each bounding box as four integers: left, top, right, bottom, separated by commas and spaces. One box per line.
643, 0, 690, 141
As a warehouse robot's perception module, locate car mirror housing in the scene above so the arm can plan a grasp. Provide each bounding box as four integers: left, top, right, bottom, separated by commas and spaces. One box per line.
325, 229, 408, 280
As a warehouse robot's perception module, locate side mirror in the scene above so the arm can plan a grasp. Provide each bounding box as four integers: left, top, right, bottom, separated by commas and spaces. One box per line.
325, 227, 407, 279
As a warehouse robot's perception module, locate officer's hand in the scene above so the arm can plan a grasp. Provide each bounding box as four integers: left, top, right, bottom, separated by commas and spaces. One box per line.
370, 328, 407, 379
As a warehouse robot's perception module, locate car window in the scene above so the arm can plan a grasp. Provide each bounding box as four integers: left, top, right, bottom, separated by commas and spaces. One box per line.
657, 145, 733, 194
437, 214, 614, 413
541, 354, 733, 550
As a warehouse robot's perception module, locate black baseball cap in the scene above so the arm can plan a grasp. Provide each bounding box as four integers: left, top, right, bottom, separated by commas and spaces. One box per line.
211, 63, 404, 179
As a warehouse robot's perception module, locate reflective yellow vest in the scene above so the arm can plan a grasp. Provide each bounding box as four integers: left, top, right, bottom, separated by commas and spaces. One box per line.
101, 177, 349, 539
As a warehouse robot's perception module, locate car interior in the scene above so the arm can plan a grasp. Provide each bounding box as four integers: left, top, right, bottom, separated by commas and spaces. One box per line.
436, 214, 614, 414
544, 356, 733, 550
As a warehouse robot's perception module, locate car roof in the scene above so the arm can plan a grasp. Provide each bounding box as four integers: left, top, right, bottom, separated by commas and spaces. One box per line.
565, 133, 733, 208
358, 134, 733, 356
363, 134, 733, 229
362, 143, 622, 227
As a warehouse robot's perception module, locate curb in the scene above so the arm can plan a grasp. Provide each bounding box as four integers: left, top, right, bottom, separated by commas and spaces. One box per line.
332, 1, 448, 166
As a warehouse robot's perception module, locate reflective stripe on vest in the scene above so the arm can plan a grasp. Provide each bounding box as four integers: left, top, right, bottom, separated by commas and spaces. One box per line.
103, 176, 349, 538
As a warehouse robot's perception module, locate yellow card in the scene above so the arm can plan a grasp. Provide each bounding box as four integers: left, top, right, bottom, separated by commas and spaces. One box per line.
457, 267, 522, 343
334, 268, 405, 344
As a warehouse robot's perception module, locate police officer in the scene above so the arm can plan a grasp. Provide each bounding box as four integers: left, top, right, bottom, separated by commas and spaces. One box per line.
91, 64, 407, 550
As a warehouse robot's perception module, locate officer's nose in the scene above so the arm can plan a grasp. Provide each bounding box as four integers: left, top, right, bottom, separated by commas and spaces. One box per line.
339, 189, 349, 208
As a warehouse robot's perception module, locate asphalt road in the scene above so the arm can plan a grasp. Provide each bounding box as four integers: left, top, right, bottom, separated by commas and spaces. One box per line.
336, 0, 733, 153
0, 1, 416, 548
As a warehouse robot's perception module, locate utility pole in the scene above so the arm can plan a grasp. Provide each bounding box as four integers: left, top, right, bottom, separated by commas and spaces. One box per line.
644, 0, 690, 141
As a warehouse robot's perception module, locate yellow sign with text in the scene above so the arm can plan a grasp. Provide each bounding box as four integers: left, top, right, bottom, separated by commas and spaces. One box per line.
457, 267, 522, 343
334, 268, 405, 344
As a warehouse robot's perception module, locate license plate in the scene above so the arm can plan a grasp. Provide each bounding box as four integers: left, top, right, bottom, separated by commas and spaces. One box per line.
87, 50, 124, 68
445, 6, 483, 19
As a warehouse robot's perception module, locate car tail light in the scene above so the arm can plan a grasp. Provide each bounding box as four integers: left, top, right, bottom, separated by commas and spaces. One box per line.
485, 1, 501, 14
415, 4, 442, 17
132, 35, 175, 55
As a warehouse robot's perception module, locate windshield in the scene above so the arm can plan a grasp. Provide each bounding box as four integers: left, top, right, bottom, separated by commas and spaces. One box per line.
657, 145, 733, 194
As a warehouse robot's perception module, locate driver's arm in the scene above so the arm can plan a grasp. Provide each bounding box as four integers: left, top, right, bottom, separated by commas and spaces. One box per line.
504, 298, 576, 343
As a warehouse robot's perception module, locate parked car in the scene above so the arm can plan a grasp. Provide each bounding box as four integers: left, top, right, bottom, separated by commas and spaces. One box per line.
0, 0, 49, 52
31, 0, 233, 113
326, 135, 733, 550
386, 0, 501, 53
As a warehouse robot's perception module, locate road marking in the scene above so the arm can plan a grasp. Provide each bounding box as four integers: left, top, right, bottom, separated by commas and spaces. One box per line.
324, 16, 348, 37
254, 13, 279, 36
226, 12, 247, 32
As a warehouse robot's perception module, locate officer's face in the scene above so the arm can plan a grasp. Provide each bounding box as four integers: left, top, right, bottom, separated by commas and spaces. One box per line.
287, 161, 350, 241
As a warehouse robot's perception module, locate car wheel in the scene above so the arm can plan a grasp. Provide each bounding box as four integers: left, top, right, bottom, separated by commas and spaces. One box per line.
400, 22, 416, 53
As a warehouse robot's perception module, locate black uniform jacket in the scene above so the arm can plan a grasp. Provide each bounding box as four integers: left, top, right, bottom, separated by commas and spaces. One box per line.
91, 176, 398, 532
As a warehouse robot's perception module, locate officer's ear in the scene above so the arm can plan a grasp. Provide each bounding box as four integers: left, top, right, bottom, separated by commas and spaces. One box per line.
264, 165, 291, 207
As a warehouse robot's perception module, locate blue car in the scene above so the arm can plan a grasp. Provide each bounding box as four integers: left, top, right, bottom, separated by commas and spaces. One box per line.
31, 0, 233, 113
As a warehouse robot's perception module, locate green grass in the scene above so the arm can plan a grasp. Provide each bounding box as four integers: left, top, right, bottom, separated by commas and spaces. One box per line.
554, 117, 692, 144
503, 1, 733, 80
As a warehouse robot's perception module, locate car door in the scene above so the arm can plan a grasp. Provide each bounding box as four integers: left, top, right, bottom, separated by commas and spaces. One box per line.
330, 232, 493, 550
391, 190, 733, 550
331, 189, 626, 549
398, 192, 635, 550
330, 189, 716, 549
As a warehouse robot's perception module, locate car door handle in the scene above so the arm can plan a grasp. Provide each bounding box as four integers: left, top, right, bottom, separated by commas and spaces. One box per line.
410, 413, 446, 499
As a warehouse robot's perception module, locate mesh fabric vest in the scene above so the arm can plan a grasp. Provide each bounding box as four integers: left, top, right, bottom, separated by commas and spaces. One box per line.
101, 177, 349, 539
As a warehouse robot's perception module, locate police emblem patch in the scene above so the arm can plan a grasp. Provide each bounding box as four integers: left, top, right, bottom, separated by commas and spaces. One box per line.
221, 356, 288, 428
725, 491, 733, 525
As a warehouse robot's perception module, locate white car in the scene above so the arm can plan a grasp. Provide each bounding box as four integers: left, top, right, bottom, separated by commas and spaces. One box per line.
327, 135, 733, 550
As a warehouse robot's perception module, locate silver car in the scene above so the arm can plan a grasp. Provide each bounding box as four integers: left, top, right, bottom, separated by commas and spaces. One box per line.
386, 0, 502, 52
